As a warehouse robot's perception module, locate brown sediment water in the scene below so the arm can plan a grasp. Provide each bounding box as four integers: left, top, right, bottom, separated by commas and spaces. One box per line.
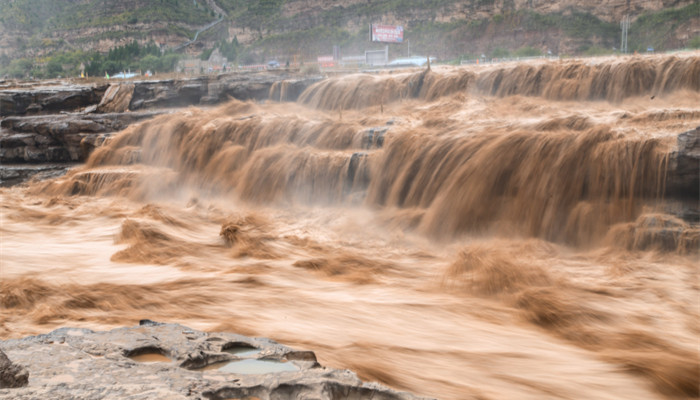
1, 53, 699, 400
129, 353, 172, 363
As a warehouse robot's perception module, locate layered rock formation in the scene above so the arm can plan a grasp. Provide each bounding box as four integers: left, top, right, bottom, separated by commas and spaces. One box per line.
0, 322, 425, 400
0, 71, 323, 185
0, 72, 323, 117
0, 84, 106, 117
0, 111, 166, 163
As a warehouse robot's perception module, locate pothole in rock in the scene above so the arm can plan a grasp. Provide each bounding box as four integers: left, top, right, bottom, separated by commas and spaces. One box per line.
221, 342, 261, 358
200, 359, 299, 374
125, 346, 171, 363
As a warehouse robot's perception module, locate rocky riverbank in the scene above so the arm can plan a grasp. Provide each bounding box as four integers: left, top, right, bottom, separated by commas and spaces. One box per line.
0, 72, 322, 117
1, 71, 698, 210
0, 111, 167, 163
0, 71, 323, 185
0, 321, 426, 399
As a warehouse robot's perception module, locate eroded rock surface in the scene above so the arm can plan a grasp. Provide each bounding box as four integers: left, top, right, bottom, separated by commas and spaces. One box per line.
666, 126, 700, 199
0, 322, 427, 400
128, 72, 322, 110
0, 349, 28, 389
97, 84, 135, 113
0, 72, 322, 117
0, 72, 323, 185
0, 111, 167, 163
0, 84, 107, 117
0, 163, 76, 187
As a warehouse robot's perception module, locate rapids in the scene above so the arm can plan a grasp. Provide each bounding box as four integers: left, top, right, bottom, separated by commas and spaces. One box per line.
1, 54, 699, 399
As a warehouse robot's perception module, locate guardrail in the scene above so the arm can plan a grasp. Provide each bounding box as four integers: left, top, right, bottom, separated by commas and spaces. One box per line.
460, 55, 560, 65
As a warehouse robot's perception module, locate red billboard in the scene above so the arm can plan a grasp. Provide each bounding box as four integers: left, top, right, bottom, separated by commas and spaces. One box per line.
371, 24, 404, 43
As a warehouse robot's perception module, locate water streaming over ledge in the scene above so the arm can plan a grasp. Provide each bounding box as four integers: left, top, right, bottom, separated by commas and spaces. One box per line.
2, 53, 699, 399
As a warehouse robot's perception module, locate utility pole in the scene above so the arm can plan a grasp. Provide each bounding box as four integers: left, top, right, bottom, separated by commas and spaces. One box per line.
620, 15, 630, 54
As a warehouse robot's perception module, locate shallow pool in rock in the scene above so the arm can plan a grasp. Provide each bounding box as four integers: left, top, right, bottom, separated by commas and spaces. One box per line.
222, 346, 261, 357
202, 359, 299, 374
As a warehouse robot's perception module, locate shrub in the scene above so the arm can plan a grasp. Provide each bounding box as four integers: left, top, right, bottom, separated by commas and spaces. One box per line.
5, 58, 33, 78
45, 58, 64, 77
139, 54, 160, 72
491, 47, 510, 58
689, 36, 700, 49
513, 46, 541, 57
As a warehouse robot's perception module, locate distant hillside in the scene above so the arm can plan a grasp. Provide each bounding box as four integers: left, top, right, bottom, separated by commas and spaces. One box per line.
1, 0, 698, 78
0, 0, 217, 54
218, 0, 698, 62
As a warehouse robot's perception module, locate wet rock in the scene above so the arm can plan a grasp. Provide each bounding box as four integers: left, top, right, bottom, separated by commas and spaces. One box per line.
0, 111, 166, 163
96, 84, 135, 113
0, 85, 106, 116
0, 164, 75, 187
0, 74, 323, 186
666, 126, 699, 199
345, 152, 369, 196
129, 78, 208, 110
0, 349, 28, 388
267, 78, 318, 102
0, 323, 427, 400
1, 111, 166, 136
0, 73, 322, 118
361, 126, 389, 149
130, 72, 323, 109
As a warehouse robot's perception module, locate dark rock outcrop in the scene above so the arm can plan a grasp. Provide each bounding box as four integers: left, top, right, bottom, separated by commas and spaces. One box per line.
129, 77, 209, 110
0, 349, 28, 389
0, 111, 167, 163
0, 85, 107, 117
0, 72, 324, 186
0, 164, 75, 187
0, 72, 323, 118
0, 323, 427, 400
666, 126, 699, 199
129, 72, 323, 110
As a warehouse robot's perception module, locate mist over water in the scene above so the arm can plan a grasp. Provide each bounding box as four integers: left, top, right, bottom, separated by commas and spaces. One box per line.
2, 54, 699, 399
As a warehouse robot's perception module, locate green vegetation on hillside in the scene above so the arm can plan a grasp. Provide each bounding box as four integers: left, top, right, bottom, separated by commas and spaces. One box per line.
232, 3, 696, 62
0, 40, 181, 79
627, 2, 700, 52
48, 0, 213, 30
1, 1, 697, 79
690, 36, 700, 49
0, 0, 215, 32
0, 0, 220, 78
0, 0, 66, 33
0, 0, 215, 58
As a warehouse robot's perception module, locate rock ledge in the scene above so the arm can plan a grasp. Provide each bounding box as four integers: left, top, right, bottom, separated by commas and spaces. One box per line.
0, 321, 427, 400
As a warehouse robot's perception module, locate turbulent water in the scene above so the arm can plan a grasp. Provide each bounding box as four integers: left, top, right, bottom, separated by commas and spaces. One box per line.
2, 54, 699, 399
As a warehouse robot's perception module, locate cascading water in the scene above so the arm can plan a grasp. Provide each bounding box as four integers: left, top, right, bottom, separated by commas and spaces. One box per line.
2, 53, 699, 399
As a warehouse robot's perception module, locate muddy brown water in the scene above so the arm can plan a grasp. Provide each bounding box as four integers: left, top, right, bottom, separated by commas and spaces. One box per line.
1, 54, 699, 399
129, 353, 172, 363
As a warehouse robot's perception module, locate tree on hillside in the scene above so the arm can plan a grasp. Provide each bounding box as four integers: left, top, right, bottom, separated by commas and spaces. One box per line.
247, 0, 283, 39
5, 59, 33, 78
218, 36, 240, 61
46, 58, 64, 76
139, 54, 160, 72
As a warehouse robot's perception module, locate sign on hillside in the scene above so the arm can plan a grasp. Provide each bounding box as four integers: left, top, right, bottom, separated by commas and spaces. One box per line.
371, 24, 404, 43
